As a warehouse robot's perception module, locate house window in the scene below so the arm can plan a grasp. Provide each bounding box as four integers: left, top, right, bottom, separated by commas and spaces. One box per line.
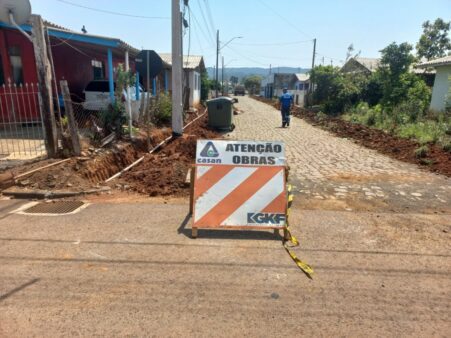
92, 60, 105, 80
304, 83, 309, 91
9, 46, 23, 85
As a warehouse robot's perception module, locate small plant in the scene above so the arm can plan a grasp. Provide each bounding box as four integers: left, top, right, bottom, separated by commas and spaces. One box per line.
414, 145, 429, 158
441, 140, 451, 152
419, 158, 435, 165
60, 116, 68, 128
316, 111, 328, 120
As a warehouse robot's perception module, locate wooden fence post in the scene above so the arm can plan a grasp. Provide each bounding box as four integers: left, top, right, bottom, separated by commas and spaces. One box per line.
30, 14, 58, 158
60, 80, 81, 156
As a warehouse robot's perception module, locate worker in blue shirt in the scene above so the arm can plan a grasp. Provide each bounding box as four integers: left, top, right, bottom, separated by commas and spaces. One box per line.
279, 88, 293, 128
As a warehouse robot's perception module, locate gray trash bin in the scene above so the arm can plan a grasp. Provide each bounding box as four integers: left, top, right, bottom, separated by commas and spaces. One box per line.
206, 97, 236, 131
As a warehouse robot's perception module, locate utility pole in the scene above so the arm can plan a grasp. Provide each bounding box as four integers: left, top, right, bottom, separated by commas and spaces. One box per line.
221, 56, 224, 96
322, 56, 325, 65
215, 29, 219, 98
30, 15, 58, 158
171, 0, 183, 136
310, 38, 317, 94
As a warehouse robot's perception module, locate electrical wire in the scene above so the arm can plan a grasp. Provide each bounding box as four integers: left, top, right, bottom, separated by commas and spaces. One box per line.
55, 0, 170, 20
232, 39, 314, 47
224, 45, 268, 67
203, 0, 217, 38
190, 6, 215, 48
256, 0, 311, 38
195, 0, 215, 45
51, 36, 94, 58
50, 32, 77, 47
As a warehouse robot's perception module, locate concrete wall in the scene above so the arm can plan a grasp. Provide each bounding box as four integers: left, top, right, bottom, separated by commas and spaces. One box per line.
430, 65, 451, 111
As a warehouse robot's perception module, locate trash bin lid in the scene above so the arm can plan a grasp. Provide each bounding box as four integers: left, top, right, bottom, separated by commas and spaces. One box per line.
207, 96, 235, 104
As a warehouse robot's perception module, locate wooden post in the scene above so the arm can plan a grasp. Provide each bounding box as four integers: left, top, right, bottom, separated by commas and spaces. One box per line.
30, 15, 58, 158
189, 166, 195, 215
60, 80, 81, 156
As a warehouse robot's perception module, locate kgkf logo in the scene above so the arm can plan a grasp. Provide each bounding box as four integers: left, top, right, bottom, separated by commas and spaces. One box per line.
247, 213, 286, 224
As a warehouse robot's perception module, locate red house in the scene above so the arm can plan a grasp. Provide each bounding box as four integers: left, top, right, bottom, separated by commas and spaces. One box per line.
0, 18, 139, 121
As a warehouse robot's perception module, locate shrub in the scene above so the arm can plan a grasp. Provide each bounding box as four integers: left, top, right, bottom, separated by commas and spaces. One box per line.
442, 140, 451, 152
414, 145, 429, 158
152, 94, 172, 125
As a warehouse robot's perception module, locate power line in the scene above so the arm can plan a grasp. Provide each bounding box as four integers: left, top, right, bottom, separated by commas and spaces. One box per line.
203, 0, 217, 37
189, 7, 215, 49
224, 45, 268, 66
195, 0, 215, 44
232, 39, 314, 47
55, 0, 170, 20
256, 0, 311, 38
316, 52, 344, 63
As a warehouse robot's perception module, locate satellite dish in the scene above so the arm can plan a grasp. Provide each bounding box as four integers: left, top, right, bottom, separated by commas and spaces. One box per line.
0, 0, 32, 26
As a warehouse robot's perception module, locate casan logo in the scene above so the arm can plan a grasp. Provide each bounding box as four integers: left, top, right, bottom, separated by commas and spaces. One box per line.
200, 141, 219, 157
247, 213, 286, 224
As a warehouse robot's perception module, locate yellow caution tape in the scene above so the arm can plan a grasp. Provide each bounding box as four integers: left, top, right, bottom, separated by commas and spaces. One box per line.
283, 184, 314, 279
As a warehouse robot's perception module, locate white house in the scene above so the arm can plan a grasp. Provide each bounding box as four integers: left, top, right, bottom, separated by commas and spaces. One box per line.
417, 55, 451, 112
293, 73, 310, 107
260, 73, 310, 107
159, 54, 205, 108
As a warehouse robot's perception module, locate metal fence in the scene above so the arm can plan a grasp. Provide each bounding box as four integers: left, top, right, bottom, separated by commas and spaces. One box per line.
0, 81, 47, 161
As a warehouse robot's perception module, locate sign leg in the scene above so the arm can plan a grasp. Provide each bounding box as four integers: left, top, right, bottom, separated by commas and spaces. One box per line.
192, 227, 198, 239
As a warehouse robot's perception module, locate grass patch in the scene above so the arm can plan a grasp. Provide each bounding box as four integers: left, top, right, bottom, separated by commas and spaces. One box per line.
344, 102, 451, 148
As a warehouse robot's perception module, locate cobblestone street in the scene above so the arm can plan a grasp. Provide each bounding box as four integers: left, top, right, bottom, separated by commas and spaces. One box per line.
231, 96, 451, 213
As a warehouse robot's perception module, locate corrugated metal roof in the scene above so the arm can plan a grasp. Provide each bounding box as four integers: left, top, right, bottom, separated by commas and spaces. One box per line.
41, 19, 139, 54
416, 55, 451, 68
159, 53, 205, 70
295, 73, 309, 82
354, 57, 381, 72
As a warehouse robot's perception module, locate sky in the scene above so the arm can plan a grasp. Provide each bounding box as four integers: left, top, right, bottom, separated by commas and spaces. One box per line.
31, 0, 451, 69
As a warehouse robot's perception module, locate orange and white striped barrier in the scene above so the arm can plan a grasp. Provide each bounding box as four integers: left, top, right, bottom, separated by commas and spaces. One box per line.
192, 140, 287, 236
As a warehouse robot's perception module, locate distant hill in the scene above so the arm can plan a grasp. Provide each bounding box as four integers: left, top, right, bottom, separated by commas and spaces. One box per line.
206, 67, 309, 81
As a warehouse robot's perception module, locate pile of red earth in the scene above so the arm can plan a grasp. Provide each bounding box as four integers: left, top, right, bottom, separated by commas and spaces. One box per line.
251, 96, 451, 177
120, 116, 219, 196
1, 110, 220, 196
4, 142, 142, 192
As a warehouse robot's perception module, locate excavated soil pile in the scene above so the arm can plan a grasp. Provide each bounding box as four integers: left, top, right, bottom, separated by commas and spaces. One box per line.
4, 128, 173, 192
120, 115, 219, 196
295, 109, 451, 177
251, 96, 451, 177
8, 143, 140, 192
2, 109, 220, 196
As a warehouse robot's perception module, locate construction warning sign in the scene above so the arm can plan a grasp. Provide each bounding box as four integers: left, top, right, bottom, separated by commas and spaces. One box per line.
193, 140, 287, 228
196, 140, 286, 166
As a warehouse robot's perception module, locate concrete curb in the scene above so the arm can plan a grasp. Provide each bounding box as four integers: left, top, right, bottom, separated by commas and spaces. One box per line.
2, 187, 111, 200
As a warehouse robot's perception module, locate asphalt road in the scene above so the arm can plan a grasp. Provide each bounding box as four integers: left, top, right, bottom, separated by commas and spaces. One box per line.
0, 198, 450, 337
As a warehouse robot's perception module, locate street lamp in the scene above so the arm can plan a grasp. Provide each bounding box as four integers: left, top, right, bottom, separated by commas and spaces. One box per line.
216, 31, 242, 97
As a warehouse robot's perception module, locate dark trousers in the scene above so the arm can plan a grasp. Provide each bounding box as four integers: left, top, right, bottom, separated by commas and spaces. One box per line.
281, 107, 291, 126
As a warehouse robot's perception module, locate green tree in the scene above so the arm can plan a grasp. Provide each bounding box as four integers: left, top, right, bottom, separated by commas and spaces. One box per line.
310, 65, 365, 114
200, 70, 211, 101
416, 18, 451, 60
378, 42, 416, 107
243, 75, 262, 94
379, 42, 415, 78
